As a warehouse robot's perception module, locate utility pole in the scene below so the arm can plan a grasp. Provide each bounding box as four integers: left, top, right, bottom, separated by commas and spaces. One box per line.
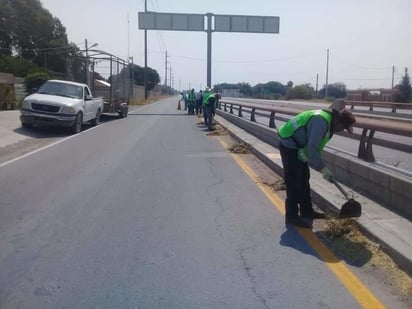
130, 56, 134, 98
316, 73, 319, 98
325, 48, 329, 99
144, 0, 148, 100
169, 66, 172, 92
165, 50, 168, 88
85, 39, 89, 86
391, 65, 395, 89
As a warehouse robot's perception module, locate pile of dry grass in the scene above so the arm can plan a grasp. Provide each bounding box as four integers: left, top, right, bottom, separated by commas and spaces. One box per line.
264, 180, 286, 191
323, 218, 412, 296
206, 124, 228, 136
228, 142, 252, 154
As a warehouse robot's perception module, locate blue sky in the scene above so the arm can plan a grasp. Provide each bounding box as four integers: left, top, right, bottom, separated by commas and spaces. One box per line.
41, 0, 411, 91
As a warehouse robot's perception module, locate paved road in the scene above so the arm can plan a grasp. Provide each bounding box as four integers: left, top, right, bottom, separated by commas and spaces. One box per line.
0, 101, 409, 308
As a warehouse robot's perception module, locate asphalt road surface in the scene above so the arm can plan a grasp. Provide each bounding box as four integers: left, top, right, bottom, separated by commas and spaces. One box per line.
0, 99, 409, 308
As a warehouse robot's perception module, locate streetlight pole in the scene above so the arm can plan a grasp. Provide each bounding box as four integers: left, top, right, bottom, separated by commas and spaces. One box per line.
144, 0, 148, 100
325, 48, 329, 99
85, 39, 98, 87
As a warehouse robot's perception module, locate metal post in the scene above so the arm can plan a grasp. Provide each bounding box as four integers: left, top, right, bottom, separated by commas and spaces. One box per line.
169, 66, 172, 92
206, 13, 213, 88
144, 0, 148, 100
325, 48, 329, 99
85, 39, 89, 85
130, 56, 134, 99
110, 56, 113, 107
165, 50, 168, 89
391, 65, 395, 89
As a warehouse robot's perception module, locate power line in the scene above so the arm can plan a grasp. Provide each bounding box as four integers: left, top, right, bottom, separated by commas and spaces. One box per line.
331, 52, 392, 70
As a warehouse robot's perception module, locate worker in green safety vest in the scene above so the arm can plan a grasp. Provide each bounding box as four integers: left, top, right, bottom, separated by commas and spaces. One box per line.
278, 108, 356, 228
202, 86, 212, 126
203, 90, 221, 131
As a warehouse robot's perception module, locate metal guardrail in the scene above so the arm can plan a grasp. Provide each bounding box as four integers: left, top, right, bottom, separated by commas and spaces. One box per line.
345, 100, 412, 112
218, 99, 412, 162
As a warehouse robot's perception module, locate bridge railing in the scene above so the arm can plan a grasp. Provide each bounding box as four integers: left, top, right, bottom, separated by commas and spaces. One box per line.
345, 100, 412, 113
218, 99, 412, 163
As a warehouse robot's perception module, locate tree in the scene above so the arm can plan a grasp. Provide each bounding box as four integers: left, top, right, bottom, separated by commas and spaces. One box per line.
119, 64, 160, 91
0, 55, 44, 77
0, 0, 71, 74
252, 81, 287, 99
395, 68, 412, 103
285, 84, 314, 100
24, 71, 52, 94
213, 82, 252, 97
318, 82, 347, 99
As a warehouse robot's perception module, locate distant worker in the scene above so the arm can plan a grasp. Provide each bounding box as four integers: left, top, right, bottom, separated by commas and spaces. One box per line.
188, 88, 196, 115
202, 86, 212, 126
195, 90, 203, 115
204, 92, 220, 131
278, 108, 356, 228
183, 91, 189, 111
178, 92, 184, 110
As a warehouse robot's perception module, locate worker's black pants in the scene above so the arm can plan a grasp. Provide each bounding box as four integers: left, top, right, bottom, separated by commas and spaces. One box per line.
279, 143, 313, 218
203, 105, 215, 131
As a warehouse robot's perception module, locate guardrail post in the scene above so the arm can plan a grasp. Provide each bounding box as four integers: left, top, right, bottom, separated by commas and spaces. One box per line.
230, 104, 233, 114
251, 108, 256, 122
238, 106, 243, 117
269, 111, 276, 128
369, 104, 373, 111
358, 128, 376, 162
224, 102, 227, 112
391, 104, 396, 113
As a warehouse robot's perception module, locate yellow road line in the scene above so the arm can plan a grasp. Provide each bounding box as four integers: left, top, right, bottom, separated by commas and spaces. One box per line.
218, 138, 385, 309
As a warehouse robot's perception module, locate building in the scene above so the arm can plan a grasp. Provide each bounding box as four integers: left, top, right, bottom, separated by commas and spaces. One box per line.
346, 88, 393, 102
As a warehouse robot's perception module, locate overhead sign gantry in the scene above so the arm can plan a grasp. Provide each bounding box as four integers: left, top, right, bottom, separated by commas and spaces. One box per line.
138, 11, 280, 88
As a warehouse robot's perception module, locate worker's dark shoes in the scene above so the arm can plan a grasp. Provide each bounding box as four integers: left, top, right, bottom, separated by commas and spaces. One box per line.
285, 216, 312, 228
301, 210, 326, 219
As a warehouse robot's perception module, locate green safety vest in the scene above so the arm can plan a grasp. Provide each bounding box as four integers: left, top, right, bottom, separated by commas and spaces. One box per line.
205, 93, 217, 107
202, 91, 212, 105
188, 92, 196, 101
278, 109, 332, 152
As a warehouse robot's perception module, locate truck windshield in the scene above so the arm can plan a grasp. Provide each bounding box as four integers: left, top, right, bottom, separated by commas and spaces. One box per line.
38, 82, 83, 99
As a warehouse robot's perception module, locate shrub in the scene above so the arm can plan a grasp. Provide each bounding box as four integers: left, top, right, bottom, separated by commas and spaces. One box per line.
24, 71, 52, 94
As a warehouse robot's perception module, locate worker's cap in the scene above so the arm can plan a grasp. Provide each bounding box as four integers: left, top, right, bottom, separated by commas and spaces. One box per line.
204, 86, 211, 91
339, 109, 356, 133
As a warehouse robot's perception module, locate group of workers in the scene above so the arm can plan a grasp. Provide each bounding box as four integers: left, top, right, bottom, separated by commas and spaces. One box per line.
179, 87, 221, 131
179, 87, 357, 230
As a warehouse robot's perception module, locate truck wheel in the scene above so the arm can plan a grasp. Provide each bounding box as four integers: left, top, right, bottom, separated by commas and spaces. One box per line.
91, 109, 101, 126
21, 122, 33, 129
119, 105, 127, 118
71, 112, 83, 134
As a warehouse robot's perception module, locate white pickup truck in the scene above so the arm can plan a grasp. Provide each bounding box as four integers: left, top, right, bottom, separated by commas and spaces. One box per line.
20, 80, 104, 134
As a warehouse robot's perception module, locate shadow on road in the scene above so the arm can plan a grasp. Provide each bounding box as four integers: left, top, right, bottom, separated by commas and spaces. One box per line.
279, 227, 321, 260
279, 227, 373, 267
12, 114, 119, 139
